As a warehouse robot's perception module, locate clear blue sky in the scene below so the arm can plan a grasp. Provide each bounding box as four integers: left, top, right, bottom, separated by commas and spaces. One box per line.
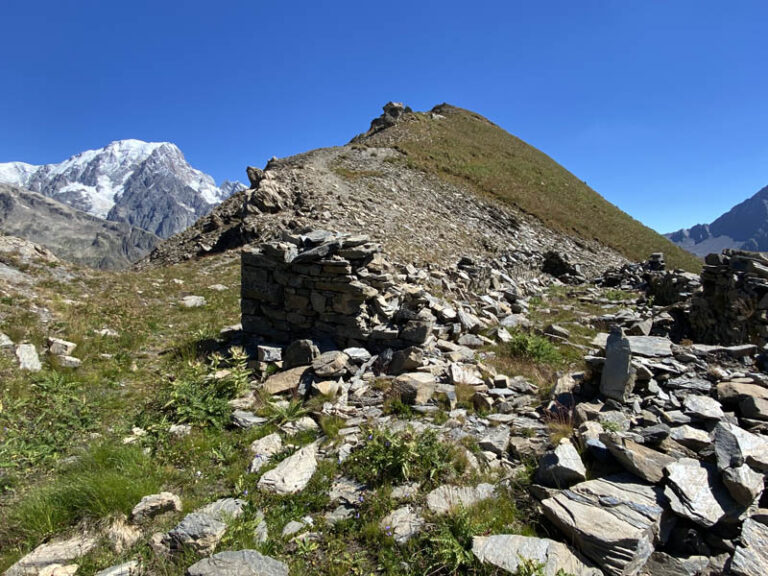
1, 1, 766, 233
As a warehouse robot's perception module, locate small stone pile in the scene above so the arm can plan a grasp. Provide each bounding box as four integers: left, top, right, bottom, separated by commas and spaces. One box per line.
689, 250, 768, 345
241, 231, 434, 349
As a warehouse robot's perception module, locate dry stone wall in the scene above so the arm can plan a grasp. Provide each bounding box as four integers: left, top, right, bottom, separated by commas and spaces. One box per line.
690, 250, 768, 345
241, 230, 435, 349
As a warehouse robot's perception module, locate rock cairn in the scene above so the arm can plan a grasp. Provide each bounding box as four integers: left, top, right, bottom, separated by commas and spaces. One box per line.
241, 230, 434, 349
689, 250, 768, 345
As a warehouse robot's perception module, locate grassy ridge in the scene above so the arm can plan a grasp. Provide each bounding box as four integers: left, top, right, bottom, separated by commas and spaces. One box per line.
381, 105, 701, 272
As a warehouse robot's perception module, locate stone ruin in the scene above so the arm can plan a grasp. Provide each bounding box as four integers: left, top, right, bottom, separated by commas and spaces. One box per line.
690, 249, 768, 345
241, 230, 435, 349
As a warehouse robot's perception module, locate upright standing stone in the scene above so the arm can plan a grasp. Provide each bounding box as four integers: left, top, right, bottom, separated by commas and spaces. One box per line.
601, 327, 636, 402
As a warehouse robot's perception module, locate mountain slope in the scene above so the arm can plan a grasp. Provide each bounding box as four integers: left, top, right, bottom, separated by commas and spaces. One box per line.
0, 140, 244, 238
666, 184, 768, 256
144, 103, 700, 273
360, 104, 701, 271
0, 183, 159, 269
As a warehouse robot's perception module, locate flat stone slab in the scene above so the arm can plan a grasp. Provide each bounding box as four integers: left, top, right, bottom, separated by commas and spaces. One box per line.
593, 334, 673, 357
664, 458, 740, 528
426, 483, 495, 515
186, 550, 289, 576
473, 534, 601, 576
15, 343, 41, 372
258, 443, 317, 494
601, 433, 676, 483
94, 561, 139, 576
541, 474, 668, 576
168, 498, 245, 554
5, 534, 98, 576
731, 518, 768, 576
262, 366, 312, 395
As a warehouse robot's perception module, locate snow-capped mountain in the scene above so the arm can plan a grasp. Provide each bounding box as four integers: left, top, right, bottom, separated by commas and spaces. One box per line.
0, 140, 245, 238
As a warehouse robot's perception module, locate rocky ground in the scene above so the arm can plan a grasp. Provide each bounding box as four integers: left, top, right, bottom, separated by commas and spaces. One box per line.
3, 222, 768, 575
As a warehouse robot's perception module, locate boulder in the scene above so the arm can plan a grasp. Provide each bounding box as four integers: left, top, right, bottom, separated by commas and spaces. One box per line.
47, 337, 76, 356
472, 534, 601, 576
682, 395, 724, 421
258, 444, 317, 494
168, 499, 245, 554
541, 474, 669, 576
186, 550, 289, 576
388, 346, 423, 375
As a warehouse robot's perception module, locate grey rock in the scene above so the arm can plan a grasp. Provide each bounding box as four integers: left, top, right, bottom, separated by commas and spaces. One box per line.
722, 465, 764, 506
343, 347, 372, 364
380, 505, 424, 544
388, 346, 423, 375
739, 396, 768, 421
682, 395, 724, 420
731, 517, 768, 576
181, 295, 206, 308
626, 336, 673, 358
53, 355, 81, 369
169, 513, 227, 554
94, 562, 139, 576
600, 328, 636, 402
4, 533, 98, 576
258, 444, 317, 494
664, 458, 739, 527
312, 351, 350, 378
249, 433, 283, 473
0, 332, 13, 347
541, 474, 668, 576
47, 337, 76, 356
669, 425, 711, 451
472, 534, 601, 576
196, 498, 246, 522
426, 483, 495, 515
283, 339, 319, 369
714, 422, 768, 472
392, 372, 436, 405
281, 520, 306, 537
15, 343, 41, 372
186, 550, 289, 576
601, 433, 676, 483
479, 425, 510, 456
131, 491, 182, 523
262, 366, 312, 395
536, 439, 587, 488
232, 410, 268, 429
257, 345, 282, 363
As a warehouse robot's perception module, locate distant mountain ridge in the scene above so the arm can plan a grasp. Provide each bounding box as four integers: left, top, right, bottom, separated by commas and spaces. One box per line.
0, 183, 159, 269
0, 139, 246, 238
666, 184, 768, 256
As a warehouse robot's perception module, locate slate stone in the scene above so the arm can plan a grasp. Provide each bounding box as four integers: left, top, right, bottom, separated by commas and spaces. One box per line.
535, 439, 587, 488
714, 422, 768, 472
380, 505, 424, 544
472, 534, 601, 576
131, 492, 182, 523
262, 366, 312, 395
541, 474, 669, 576
730, 517, 768, 576
664, 458, 740, 528
722, 465, 764, 506
4, 534, 98, 576
601, 433, 676, 483
600, 328, 636, 402
186, 550, 289, 576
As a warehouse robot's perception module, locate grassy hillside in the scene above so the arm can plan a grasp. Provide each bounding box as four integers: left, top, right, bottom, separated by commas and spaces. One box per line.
370, 104, 701, 272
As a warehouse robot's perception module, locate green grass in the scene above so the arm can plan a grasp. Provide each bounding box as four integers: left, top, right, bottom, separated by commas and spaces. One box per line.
503, 329, 562, 365
0, 442, 169, 555
368, 104, 702, 272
